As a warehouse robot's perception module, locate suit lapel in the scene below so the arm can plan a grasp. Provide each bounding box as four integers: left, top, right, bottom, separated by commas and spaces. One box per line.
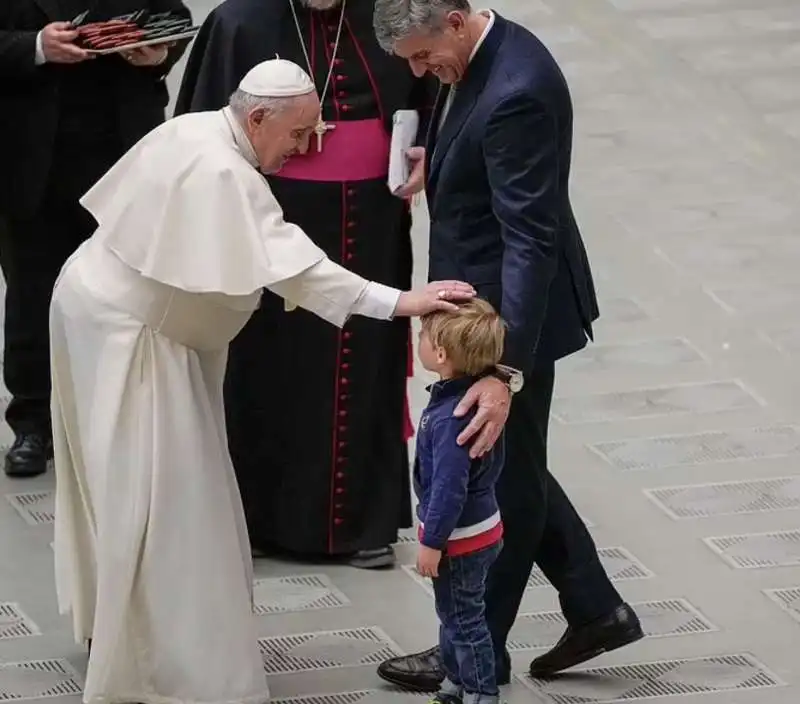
428, 82, 480, 182
424, 84, 446, 177
425, 14, 507, 198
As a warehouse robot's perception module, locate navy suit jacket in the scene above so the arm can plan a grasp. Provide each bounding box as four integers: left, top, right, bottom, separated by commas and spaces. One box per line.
425, 14, 599, 374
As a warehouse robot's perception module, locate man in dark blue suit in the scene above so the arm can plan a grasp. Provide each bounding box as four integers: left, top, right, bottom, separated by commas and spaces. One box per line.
374, 0, 644, 689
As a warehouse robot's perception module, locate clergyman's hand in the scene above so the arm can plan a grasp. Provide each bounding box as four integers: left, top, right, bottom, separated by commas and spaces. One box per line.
454, 376, 510, 458
394, 146, 425, 198
394, 281, 475, 317
122, 44, 169, 67
41, 22, 91, 64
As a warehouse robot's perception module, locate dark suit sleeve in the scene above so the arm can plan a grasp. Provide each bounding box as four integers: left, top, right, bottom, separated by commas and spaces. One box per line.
483, 92, 560, 374
0, 30, 39, 78
410, 74, 438, 148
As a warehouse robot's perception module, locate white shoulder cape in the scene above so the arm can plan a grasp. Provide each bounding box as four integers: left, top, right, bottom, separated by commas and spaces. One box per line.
80, 111, 326, 295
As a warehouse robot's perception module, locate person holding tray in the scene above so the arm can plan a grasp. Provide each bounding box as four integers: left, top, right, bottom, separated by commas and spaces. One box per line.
0, 0, 191, 479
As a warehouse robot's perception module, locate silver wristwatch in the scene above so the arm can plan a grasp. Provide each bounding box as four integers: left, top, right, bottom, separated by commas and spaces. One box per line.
492, 364, 524, 394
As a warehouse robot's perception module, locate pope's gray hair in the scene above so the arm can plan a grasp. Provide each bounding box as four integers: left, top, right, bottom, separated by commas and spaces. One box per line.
228, 89, 292, 120
373, 0, 472, 53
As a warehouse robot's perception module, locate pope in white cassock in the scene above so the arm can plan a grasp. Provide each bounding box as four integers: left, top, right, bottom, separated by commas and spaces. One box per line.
50, 58, 474, 704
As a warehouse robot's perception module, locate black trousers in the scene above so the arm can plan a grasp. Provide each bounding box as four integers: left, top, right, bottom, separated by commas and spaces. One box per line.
485, 364, 623, 659
0, 137, 119, 437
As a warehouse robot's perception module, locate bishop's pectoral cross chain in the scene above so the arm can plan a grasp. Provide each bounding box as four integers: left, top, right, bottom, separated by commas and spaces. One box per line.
290, 0, 347, 153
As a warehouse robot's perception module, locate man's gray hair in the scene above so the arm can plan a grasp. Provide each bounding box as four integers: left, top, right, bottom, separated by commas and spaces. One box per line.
228, 89, 291, 120
373, 0, 472, 53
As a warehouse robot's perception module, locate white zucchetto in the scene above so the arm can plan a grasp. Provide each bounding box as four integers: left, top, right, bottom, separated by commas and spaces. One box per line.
238, 58, 316, 98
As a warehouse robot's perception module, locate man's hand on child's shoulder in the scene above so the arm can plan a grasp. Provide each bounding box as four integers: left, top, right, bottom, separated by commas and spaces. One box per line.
417, 545, 443, 578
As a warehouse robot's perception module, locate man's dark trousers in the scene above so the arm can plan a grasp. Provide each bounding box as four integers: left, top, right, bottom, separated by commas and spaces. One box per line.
486, 364, 622, 668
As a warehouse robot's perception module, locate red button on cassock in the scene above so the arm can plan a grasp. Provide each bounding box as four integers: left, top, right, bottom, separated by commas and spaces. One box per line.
334, 518, 343, 525
336, 487, 345, 495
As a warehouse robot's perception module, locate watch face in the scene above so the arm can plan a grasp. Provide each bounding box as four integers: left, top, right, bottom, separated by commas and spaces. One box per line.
509, 374, 524, 393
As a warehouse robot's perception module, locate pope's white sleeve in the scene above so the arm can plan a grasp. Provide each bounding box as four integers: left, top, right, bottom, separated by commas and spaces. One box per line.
267, 258, 401, 328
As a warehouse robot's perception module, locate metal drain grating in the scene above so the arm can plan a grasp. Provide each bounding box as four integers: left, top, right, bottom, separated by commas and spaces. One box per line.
529, 547, 653, 588
0, 604, 40, 641
509, 599, 715, 651
592, 426, 800, 472
519, 653, 783, 703
646, 476, 800, 519
253, 574, 349, 615
0, 659, 83, 702
704, 530, 800, 569
764, 587, 800, 623
563, 338, 702, 374
554, 381, 758, 424
5, 492, 55, 526
273, 691, 427, 704
258, 627, 404, 675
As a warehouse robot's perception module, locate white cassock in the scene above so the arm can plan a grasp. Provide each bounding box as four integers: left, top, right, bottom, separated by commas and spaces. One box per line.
50, 101, 400, 704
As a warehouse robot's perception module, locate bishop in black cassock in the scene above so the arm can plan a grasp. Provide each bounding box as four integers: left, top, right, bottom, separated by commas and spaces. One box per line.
175, 0, 435, 568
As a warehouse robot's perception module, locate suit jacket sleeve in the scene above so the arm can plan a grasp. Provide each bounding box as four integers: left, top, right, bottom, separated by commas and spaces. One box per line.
0, 29, 38, 79
410, 74, 438, 148
483, 92, 560, 374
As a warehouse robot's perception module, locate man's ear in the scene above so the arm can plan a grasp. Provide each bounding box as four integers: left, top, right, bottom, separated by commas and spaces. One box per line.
446, 11, 467, 33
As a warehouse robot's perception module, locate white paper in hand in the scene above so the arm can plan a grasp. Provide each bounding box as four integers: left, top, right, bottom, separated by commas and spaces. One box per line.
388, 109, 420, 194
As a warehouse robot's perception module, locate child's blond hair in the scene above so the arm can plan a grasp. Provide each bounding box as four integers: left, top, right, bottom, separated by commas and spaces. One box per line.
420, 298, 505, 376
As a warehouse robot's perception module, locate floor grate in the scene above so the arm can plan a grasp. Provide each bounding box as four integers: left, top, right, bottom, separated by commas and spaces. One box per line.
591, 425, 800, 471
0, 659, 83, 702
528, 547, 653, 588
562, 338, 702, 375
704, 530, 800, 569
519, 653, 783, 703
252, 574, 349, 615
508, 599, 715, 651
646, 477, 800, 519
259, 627, 404, 675
4, 492, 55, 526
763, 587, 800, 623
404, 547, 651, 596
553, 380, 758, 424
0, 604, 40, 641
272, 691, 427, 704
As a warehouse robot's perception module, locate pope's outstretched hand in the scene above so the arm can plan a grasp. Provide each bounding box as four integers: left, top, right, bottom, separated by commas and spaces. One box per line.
394, 281, 476, 317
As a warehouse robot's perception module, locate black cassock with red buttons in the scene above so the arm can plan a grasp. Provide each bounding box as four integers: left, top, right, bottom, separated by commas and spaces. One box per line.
175, 0, 437, 557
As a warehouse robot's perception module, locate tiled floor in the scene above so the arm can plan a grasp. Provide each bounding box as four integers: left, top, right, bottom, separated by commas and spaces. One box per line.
2, 0, 800, 702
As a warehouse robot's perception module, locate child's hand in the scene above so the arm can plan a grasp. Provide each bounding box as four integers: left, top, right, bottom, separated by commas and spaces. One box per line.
416, 546, 442, 578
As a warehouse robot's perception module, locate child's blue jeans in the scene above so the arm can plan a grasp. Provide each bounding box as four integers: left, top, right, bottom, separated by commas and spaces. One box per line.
432, 541, 502, 704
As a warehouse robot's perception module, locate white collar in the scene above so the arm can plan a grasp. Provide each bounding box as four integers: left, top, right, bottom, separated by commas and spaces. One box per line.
222, 106, 259, 168
469, 10, 495, 64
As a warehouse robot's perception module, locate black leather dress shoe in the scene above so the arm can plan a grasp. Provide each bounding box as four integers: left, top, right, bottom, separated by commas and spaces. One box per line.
529, 603, 644, 677
377, 645, 511, 691
377, 645, 444, 692
4, 433, 52, 478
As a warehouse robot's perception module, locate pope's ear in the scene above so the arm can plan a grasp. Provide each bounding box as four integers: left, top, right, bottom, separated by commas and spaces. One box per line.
249, 108, 266, 127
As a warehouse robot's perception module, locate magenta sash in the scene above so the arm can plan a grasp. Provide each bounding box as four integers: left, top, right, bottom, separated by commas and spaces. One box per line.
275, 118, 390, 183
